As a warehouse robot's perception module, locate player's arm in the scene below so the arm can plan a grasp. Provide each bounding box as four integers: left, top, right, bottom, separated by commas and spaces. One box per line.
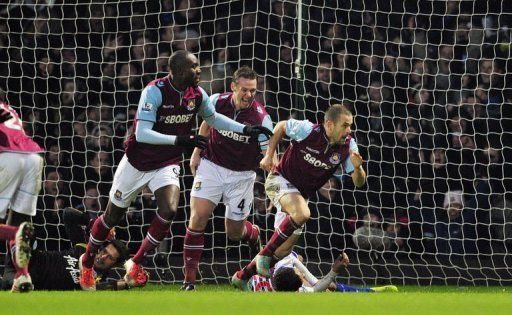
190, 120, 211, 176
135, 86, 207, 149
309, 253, 349, 292
198, 88, 272, 138
258, 114, 274, 156
346, 139, 366, 187
259, 120, 286, 172
260, 119, 314, 172
290, 255, 319, 287
62, 207, 89, 245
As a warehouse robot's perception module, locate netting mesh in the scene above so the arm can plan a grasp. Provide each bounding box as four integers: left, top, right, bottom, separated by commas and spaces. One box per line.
1, 0, 511, 285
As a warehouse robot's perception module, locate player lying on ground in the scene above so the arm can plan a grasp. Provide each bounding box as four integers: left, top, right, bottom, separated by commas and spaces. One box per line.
234, 252, 398, 293
182, 66, 273, 290
0, 207, 129, 292
79, 50, 273, 291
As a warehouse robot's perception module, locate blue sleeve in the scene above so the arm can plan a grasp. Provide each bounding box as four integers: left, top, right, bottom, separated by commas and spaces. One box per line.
209, 93, 220, 110
197, 87, 216, 119
135, 120, 177, 145
258, 115, 273, 151
344, 138, 359, 174
285, 119, 314, 141
136, 85, 162, 123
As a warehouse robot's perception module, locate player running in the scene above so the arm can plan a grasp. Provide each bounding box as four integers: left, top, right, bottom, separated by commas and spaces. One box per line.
181, 66, 273, 290
233, 104, 366, 284
0, 101, 44, 226
79, 50, 272, 290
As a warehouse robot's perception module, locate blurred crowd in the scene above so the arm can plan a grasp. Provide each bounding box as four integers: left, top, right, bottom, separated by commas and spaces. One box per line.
0, 0, 511, 260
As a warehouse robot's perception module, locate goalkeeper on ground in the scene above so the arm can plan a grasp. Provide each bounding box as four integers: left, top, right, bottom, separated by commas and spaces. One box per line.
236, 252, 398, 293
0, 207, 129, 292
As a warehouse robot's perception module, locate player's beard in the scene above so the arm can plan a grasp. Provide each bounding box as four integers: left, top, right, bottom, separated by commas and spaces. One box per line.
192, 74, 201, 87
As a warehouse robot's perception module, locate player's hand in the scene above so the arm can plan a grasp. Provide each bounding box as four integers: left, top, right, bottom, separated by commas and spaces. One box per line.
259, 154, 275, 172
243, 125, 273, 139
0, 108, 13, 123
189, 149, 202, 176
332, 252, 350, 274
349, 150, 363, 169
176, 135, 208, 149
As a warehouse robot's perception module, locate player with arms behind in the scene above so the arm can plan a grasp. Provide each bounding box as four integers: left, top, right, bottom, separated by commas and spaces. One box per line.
79, 50, 272, 290
181, 66, 273, 290
0, 101, 44, 290
232, 104, 366, 287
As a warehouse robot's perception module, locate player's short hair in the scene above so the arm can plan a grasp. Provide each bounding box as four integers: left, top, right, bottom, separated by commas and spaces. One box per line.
232, 66, 258, 83
272, 267, 303, 292
324, 104, 352, 123
106, 239, 129, 266
169, 50, 192, 75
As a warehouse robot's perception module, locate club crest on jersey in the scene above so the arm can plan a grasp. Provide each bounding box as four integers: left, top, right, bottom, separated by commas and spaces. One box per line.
142, 102, 153, 112
329, 152, 341, 164
186, 99, 196, 111
114, 190, 122, 200
194, 181, 201, 190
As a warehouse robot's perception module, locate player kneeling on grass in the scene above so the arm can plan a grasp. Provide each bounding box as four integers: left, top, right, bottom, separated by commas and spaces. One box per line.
234, 252, 397, 293
0, 208, 130, 292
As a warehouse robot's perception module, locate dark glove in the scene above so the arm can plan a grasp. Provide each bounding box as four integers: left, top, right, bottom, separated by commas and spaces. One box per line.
243, 125, 273, 139
0, 108, 13, 123
175, 135, 208, 149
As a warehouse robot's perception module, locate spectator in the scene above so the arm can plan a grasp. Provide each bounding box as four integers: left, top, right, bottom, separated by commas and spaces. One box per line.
434, 190, 477, 257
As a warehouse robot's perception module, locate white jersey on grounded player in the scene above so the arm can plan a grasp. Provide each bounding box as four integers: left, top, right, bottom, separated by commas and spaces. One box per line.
248, 252, 319, 292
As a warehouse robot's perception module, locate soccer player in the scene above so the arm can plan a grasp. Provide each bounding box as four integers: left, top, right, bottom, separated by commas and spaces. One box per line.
0, 208, 129, 292
239, 252, 398, 293
0, 101, 44, 225
0, 101, 44, 290
79, 50, 273, 290
181, 66, 273, 290
232, 104, 366, 286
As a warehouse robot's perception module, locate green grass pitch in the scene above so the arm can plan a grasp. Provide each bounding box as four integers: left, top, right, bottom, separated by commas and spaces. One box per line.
0, 285, 511, 315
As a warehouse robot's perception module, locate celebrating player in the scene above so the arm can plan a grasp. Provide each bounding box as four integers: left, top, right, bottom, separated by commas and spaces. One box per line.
0, 101, 44, 226
237, 252, 397, 293
181, 66, 273, 290
79, 50, 273, 290
0, 208, 129, 292
232, 104, 366, 286
0, 101, 44, 288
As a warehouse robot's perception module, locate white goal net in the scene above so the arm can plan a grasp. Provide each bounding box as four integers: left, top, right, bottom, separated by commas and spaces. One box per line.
1, 0, 511, 286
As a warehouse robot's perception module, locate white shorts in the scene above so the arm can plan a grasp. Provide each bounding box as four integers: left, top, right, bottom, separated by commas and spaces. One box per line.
265, 173, 303, 235
109, 155, 180, 208
0, 152, 44, 219
190, 158, 256, 221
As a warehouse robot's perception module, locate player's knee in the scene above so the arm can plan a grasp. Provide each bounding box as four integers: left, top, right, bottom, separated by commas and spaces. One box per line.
293, 209, 310, 225
104, 204, 127, 226
227, 230, 243, 241
158, 206, 177, 221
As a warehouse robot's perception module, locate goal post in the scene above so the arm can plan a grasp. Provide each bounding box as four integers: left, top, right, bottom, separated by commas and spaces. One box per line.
1, 1, 511, 286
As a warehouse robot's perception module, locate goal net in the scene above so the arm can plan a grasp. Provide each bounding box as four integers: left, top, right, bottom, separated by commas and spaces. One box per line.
1, 0, 511, 286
